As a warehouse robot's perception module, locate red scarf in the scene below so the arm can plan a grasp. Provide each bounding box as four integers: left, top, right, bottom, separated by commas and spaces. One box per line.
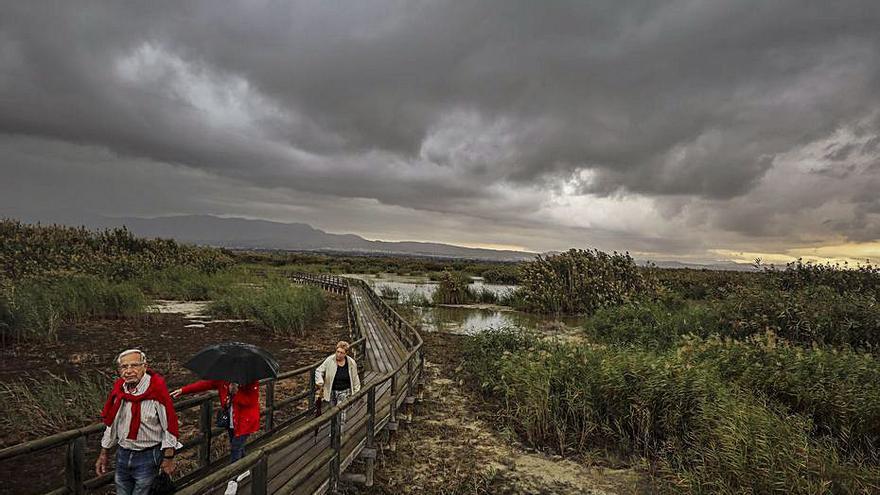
101, 370, 179, 440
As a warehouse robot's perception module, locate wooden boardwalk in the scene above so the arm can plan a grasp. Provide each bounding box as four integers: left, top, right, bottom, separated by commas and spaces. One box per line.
0, 273, 424, 495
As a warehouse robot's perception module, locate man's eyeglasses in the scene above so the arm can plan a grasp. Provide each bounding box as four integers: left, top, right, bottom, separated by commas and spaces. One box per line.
118, 362, 145, 371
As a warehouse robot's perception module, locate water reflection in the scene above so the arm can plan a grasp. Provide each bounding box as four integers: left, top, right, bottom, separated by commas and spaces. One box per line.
343, 273, 582, 335
413, 305, 583, 335
343, 273, 516, 300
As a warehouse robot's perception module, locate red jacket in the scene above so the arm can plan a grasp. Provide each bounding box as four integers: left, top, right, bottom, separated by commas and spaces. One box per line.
180, 380, 260, 437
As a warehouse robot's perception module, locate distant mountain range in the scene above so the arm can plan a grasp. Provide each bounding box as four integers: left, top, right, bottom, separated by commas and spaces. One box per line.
86, 214, 536, 261
6, 212, 756, 269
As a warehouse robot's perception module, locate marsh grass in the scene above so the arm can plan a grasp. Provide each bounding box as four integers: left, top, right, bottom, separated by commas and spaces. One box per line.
0, 275, 146, 342
209, 280, 326, 337
463, 327, 880, 493
134, 266, 254, 300
433, 271, 475, 305
379, 286, 401, 300
0, 372, 111, 437
516, 249, 655, 315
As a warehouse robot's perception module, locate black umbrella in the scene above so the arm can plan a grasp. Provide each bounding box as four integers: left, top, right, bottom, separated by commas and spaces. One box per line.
184, 342, 279, 384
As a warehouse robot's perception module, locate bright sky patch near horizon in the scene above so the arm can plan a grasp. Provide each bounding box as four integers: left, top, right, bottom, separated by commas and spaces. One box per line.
1, 1, 879, 265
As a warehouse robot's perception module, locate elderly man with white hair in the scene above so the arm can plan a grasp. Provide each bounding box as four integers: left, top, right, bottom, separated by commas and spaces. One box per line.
95, 349, 181, 495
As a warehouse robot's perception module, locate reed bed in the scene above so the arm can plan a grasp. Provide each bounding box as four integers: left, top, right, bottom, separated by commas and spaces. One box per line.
0, 373, 111, 437
463, 327, 880, 493
0, 275, 147, 342
209, 281, 326, 337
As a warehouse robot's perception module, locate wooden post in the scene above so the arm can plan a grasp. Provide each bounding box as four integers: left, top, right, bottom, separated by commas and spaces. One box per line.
265, 381, 275, 433
419, 351, 426, 398
330, 414, 341, 492
252, 455, 268, 495
309, 369, 317, 413
389, 374, 397, 452
365, 387, 376, 487
199, 400, 213, 467
405, 358, 414, 423
65, 436, 85, 495
408, 357, 415, 396
389, 375, 397, 424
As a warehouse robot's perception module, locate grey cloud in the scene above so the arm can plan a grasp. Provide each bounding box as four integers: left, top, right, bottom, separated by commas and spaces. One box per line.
2, 1, 880, 258
825, 143, 857, 162
864, 136, 880, 155
4, 2, 880, 201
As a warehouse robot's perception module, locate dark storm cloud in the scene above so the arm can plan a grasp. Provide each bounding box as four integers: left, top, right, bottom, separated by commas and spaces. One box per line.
2, 1, 880, 257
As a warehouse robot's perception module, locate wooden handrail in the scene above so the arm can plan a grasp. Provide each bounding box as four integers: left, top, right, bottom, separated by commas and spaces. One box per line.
1, 271, 423, 495
175, 275, 423, 494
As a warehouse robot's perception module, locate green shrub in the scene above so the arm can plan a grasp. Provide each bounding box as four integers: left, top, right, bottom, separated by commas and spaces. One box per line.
379, 286, 401, 300
763, 259, 880, 298
463, 328, 880, 493
669, 391, 875, 494
0, 275, 146, 342
0, 373, 111, 438
583, 300, 718, 348
433, 271, 475, 305
713, 285, 880, 348
480, 265, 521, 284
679, 333, 880, 460
134, 266, 250, 300
516, 248, 655, 315
652, 268, 756, 301
209, 281, 326, 337
0, 219, 233, 281
471, 287, 500, 304
585, 285, 880, 350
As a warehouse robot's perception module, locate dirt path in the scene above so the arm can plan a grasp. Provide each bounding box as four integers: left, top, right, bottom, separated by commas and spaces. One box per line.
345, 332, 649, 495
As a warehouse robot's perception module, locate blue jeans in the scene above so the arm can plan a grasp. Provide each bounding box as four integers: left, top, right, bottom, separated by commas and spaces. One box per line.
115, 446, 161, 495
228, 430, 249, 463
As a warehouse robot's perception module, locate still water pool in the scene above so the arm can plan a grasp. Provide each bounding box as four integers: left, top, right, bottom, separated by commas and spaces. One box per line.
344, 273, 583, 335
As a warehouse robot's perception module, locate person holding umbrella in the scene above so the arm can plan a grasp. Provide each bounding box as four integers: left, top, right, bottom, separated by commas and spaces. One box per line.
170, 342, 279, 463
171, 380, 258, 462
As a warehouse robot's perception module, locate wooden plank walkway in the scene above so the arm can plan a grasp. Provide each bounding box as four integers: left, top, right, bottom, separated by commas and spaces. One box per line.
0, 273, 424, 495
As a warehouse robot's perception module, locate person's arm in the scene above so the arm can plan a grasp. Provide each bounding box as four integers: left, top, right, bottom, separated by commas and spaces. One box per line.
350, 358, 361, 394
95, 425, 115, 476
314, 358, 327, 389
156, 401, 181, 475
171, 379, 216, 398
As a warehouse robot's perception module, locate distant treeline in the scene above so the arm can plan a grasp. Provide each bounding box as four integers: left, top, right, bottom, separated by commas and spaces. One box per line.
1, 219, 233, 280
234, 250, 523, 283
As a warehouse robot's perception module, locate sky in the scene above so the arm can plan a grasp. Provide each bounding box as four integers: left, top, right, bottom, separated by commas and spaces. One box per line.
2, 1, 880, 264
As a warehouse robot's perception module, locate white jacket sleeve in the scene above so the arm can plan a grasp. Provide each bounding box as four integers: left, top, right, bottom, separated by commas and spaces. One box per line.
315, 358, 327, 386
350, 358, 361, 394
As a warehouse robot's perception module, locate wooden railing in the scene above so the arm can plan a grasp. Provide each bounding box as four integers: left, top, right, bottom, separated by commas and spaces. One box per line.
0, 271, 420, 495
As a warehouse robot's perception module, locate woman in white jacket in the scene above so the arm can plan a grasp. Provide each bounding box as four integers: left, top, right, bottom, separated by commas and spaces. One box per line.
315, 341, 361, 426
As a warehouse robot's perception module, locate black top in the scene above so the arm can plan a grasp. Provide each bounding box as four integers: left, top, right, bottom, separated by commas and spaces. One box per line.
331, 360, 351, 391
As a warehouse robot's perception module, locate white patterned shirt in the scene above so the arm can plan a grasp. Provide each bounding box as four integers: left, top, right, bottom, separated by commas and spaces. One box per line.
100, 374, 182, 450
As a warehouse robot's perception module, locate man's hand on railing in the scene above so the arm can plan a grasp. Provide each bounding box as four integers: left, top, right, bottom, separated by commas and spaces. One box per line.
95, 449, 109, 476
161, 457, 176, 475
